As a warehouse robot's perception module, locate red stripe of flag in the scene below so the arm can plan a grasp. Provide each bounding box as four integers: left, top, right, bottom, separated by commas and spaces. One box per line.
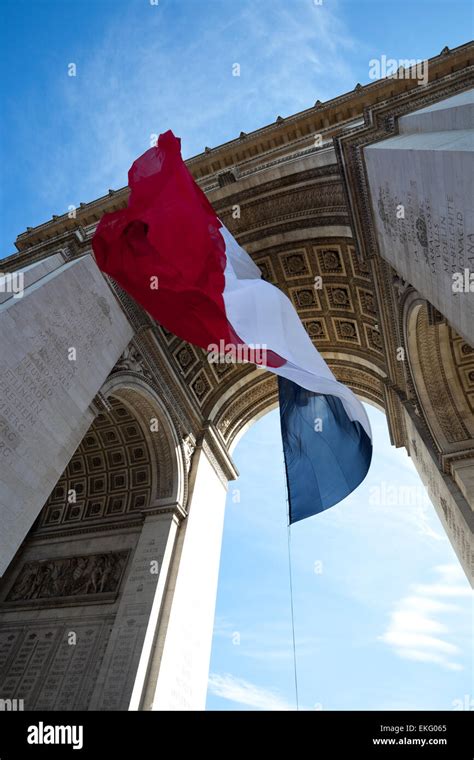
92, 130, 285, 368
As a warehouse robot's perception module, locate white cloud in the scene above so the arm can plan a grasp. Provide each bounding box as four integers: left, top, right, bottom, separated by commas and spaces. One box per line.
412, 562, 472, 598
213, 615, 320, 662
208, 672, 296, 710
379, 565, 471, 671
412, 583, 472, 598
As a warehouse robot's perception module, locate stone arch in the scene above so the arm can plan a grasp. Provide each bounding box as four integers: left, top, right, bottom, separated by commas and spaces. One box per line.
0, 370, 188, 712
212, 372, 278, 452
319, 351, 386, 412
38, 396, 154, 529
99, 373, 186, 510
195, 225, 387, 451
404, 294, 474, 515
404, 295, 474, 455
33, 375, 185, 534
209, 348, 386, 455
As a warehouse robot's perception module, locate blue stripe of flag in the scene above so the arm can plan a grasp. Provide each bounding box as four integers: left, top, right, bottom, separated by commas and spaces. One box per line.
278, 376, 372, 523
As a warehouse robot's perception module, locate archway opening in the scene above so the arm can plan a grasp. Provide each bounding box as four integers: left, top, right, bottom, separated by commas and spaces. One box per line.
207, 401, 472, 711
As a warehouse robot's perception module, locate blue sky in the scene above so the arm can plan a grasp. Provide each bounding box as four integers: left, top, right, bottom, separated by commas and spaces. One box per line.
207, 406, 472, 710
1, 0, 473, 254
1, 0, 472, 710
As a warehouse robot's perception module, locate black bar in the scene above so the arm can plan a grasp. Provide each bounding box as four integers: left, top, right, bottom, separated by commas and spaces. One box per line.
0, 710, 471, 757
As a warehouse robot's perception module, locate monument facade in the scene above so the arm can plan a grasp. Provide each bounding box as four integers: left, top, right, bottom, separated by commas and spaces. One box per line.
0, 42, 472, 710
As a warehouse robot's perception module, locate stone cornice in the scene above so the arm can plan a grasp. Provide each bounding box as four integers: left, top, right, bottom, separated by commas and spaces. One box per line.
185, 42, 473, 176
24, 517, 145, 542
6, 42, 472, 257
199, 421, 239, 485
334, 64, 474, 262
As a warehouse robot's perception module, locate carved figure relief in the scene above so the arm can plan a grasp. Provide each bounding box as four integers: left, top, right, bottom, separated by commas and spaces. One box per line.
6, 551, 129, 603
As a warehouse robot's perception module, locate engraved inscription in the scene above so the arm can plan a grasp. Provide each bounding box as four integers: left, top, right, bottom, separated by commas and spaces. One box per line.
0, 620, 113, 709
0, 283, 120, 468
376, 183, 472, 275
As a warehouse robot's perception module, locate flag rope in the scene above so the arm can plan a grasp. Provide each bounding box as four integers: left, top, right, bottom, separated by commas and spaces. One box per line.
286, 521, 299, 711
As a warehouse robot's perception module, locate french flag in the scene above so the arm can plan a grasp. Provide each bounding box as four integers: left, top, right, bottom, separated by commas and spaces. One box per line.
93, 130, 372, 522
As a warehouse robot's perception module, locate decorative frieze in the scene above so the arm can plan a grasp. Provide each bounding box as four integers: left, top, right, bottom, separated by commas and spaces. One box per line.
6, 550, 129, 605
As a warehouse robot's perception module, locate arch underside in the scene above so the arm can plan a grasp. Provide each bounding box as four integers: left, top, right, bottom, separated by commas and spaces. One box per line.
7, 109, 473, 584
30, 380, 184, 539
210, 351, 385, 454
406, 300, 474, 454
150, 155, 386, 445
19, 155, 390, 536
155, 235, 387, 451
405, 298, 474, 517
